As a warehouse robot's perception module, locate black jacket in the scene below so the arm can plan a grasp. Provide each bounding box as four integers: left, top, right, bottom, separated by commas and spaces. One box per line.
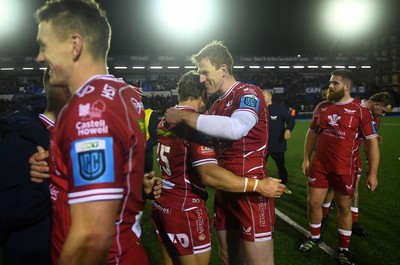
0, 95, 52, 265
267, 103, 295, 153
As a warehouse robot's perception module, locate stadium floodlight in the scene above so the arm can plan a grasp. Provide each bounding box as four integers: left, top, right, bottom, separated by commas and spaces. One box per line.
264, 66, 276, 69
184, 66, 196, 69
150, 66, 163, 69
348, 65, 357, 68
132, 66, 146, 70
249, 66, 260, 69
39, 67, 47, 70
293, 66, 305, 69
0, 0, 23, 41
361, 65, 372, 69
319, 0, 380, 40
307, 66, 319, 69
233, 66, 245, 69
152, 0, 217, 46
335, 66, 346, 68
167, 66, 180, 69
23, 67, 34, 70
0, 67, 14, 71
322, 66, 333, 69
114, 66, 127, 69
279, 66, 290, 69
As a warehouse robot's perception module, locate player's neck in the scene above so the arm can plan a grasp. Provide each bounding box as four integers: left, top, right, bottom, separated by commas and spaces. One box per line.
219, 75, 236, 95
69, 61, 108, 94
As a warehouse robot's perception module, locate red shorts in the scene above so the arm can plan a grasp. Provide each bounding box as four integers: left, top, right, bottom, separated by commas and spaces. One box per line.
213, 191, 275, 242
151, 201, 211, 256
309, 164, 356, 195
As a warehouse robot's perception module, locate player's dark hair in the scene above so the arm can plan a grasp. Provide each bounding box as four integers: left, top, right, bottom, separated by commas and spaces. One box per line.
369, 92, 394, 107
331, 69, 354, 84
177, 71, 205, 102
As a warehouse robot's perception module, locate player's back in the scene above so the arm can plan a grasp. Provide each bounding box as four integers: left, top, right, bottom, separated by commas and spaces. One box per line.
156, 106, 217, 210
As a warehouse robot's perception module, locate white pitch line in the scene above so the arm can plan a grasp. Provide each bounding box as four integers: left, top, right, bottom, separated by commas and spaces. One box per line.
275, 208, 337, 257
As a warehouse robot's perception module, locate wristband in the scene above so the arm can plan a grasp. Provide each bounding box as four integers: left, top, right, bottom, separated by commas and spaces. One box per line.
252, 179, 259, 192
244, 178, 248, 192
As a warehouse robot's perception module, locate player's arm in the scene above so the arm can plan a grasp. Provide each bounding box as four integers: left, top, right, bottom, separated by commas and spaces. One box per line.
196, 163, 285, 198
165, 107, 257, 140
364, 137, 380, 192
302, 129, 318, 175
58, 200, 120, 265
283, 107, 295, 139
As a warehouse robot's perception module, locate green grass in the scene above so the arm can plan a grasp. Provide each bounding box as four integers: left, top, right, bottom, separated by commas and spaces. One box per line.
141, 117, 400, 265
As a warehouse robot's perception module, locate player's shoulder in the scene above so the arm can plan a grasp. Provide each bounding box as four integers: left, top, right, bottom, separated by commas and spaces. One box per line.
235, 82, 262, 96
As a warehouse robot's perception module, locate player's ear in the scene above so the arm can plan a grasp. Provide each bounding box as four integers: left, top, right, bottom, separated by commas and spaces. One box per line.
71, 33, 83, 61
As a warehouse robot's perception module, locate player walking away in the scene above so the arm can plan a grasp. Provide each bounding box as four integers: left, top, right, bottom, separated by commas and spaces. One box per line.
263, 90, 295, 195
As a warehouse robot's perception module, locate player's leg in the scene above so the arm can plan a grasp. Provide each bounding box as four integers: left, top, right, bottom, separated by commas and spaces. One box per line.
216, 229, 245, 265
177, 250, 211, 265
159, 242, 178, 265
299, 186, 328, 252
321, 187, 334, 229
242, 240, 274, 265
333, 190, 354, 265
271, 152, 291, 194
351, 169, 367, 238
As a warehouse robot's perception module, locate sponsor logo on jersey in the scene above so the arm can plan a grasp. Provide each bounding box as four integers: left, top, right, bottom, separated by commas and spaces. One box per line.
76, 119, 109, 136
321, 107, 327, 112
76, 85, 95, 98
328, 114, 341, 126
270, 115, 278, 120
79, 100, 106, 120
226, 99, 233, 108
161, 179, 175, 189
168, 233, 190, 248
196, 208, 205, 234
71, 137, 115, 186
240, 94, 260, 112
242, 226, 252, 234
259, 196, 267, 227
346, 184, 353, 191
101, 84, 116, 100
371, 120, 378, 133
131, 97, 144, 114
308, 177, 316, 183
197, 145, 215, 155
198, 233, 206, 241
344, 108, 356, 114
49, 184, 59, 201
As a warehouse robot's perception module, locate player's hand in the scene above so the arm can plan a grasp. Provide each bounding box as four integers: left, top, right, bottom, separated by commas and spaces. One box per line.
164, 107, 182, 126
302, 160, 310, 176
29, 146, 50, 183
284, 129, 291, 140
258, 177, 285, 198
365, 173, 378, 192
143, 171, 162, 200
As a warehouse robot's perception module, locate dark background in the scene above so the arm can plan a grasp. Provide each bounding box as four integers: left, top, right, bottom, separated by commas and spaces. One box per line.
3, 0, 400, 57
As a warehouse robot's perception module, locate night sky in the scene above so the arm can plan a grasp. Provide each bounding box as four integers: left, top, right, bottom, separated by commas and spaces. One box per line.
4, 0, 400, 57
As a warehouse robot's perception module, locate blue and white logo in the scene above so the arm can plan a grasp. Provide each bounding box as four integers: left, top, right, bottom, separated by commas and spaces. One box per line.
71, 137, 114, 186
239, 95, 260, 112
